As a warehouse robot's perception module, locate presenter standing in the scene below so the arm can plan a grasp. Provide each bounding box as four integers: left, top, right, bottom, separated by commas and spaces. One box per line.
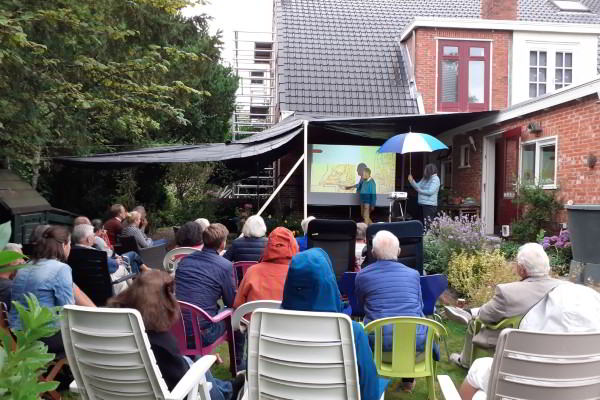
408, 163, 440, 227
344, 163, 376, 224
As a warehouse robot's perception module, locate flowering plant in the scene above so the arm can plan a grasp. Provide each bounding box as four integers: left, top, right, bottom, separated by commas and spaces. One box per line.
540, 230, 572, 275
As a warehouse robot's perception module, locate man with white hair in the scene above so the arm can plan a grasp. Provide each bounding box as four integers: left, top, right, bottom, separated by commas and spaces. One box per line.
354, 230, 425, 391
224, 215, 268, 262
449, 243, 562, 368
195, 218, 210, 231
295, 216, 315, 252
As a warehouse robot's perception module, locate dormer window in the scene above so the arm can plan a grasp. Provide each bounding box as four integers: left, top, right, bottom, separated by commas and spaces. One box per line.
552, 1, 590, 12
438, 40, 490, 112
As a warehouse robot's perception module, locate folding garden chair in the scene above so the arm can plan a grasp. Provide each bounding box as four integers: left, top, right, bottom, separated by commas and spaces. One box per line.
364, 316, 447, 400
170, 301, 237, 376
420, 274, 449, 360
61, 305, 216, 400
365, 221, 424, 274
240, 308, 385, 400
340, 271, 364, 319
306, 219, 357, 281
438, 328, 600, 400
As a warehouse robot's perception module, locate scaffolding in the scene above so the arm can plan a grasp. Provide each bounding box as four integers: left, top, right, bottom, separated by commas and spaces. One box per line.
232, 31, 277, 199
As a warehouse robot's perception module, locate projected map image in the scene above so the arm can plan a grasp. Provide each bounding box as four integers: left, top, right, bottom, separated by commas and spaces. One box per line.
310, 145, 396, 194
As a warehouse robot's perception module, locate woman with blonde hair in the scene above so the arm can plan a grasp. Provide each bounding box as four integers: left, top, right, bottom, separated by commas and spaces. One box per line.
122, 211, 154, 248
108, 270, 244, 399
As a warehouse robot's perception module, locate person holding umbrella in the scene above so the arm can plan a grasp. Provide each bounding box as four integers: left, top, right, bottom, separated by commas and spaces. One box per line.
409, 163, 440, 226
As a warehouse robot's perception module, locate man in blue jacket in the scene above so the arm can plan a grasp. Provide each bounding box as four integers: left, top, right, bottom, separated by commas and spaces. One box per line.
355, 230, 425, 392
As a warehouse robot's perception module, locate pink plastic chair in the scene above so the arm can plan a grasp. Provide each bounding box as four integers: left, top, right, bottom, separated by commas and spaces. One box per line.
232, 261, 257, 287
171, 301, 237, 376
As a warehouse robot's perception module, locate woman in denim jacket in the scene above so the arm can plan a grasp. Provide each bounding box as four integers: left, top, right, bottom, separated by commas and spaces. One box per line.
408, 163, 440, 226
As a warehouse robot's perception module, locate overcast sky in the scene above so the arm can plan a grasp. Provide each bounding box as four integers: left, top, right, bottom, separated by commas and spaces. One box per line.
182, 0, 273, 64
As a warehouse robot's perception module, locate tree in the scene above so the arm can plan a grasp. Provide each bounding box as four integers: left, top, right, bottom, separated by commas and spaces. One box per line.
0, 0, 237, 189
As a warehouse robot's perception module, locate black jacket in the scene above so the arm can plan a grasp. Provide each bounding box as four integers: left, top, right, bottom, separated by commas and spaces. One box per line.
147, 331, 188, 391
223, 236, 267, 263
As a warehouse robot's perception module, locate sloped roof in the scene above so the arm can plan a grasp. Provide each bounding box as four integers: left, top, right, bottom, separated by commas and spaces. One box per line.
275, 0, 481, 117
518, 0, 600, 23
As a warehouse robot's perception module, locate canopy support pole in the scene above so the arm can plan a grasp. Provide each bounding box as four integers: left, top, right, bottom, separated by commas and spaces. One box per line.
303, 120, 309, 219
256, 154, 305, 217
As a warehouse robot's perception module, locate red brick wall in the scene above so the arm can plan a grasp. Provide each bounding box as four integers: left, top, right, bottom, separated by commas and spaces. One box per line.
481, 0, 517, 20
452, 95, 600, 223
410, 28, 511, 114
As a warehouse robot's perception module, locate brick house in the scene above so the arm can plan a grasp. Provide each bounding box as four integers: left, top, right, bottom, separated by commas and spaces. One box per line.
272, 0, 600, 227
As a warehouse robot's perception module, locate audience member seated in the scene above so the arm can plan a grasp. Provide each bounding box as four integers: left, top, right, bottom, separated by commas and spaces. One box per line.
107, 270, 244, 400
224, 215, 268, 263
355, 222, 367, 270
295, 216, 315, 252
104, 203, 127, 247
195, 218, 210, 231
74, 216, 113, 254
459, 281, 600, 400
0, 243, 24, 308
9, 226, 77, 353
175, 223, 244, 369
91, 218, 113, 251
355, 230, 426, 392
233, 227, 298, 310
449, 243, 562, 368
133, 205, 148, 231
122, 211, 156, 249
281, 248, 387, 400
176, 221, 204, 251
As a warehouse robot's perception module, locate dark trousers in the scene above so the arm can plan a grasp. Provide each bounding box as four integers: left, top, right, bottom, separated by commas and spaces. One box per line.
421, 205, 438, 227
42, 331, 65, 356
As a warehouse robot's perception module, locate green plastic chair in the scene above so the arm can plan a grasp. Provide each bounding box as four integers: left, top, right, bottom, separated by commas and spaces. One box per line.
470, 314, 523, 363
364, 316, 447, 400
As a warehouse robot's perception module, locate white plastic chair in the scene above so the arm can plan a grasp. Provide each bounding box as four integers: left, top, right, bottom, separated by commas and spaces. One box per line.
61, 305, 216, 400
231, 300, 281, 332
163, 247, 198, 272
240, 308, 383, 400
438, 328, 600, 400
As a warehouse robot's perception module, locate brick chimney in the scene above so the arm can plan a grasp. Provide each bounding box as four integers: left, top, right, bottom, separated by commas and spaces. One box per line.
481, 0, 517, 20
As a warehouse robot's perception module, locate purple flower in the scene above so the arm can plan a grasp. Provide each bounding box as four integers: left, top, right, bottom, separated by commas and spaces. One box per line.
543, 242, 550, 250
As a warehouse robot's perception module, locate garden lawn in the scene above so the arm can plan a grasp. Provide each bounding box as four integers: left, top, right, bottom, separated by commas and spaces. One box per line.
61, 320, 468, 399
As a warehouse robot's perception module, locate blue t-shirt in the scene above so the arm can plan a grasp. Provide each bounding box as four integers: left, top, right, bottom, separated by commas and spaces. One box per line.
9, 259, 74, 330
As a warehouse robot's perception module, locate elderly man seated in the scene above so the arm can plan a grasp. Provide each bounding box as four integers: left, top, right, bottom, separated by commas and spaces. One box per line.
72, 224, 135, 293
459, 280, 600, 400
449, 243, 562, 368
355, 230, 425, 392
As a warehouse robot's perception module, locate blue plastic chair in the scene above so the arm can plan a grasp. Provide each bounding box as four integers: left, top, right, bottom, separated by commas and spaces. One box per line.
420, 274, 449, 361
340, 272, 364, 319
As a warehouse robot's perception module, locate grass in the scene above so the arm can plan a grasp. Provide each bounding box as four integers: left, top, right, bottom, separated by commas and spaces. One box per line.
61, 320, 468, 400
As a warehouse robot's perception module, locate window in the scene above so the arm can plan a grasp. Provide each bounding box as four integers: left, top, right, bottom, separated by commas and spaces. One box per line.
250, 71, 265, 85
555, 52, 573, 90
441, 159, 453, 189
459, 144, 470, 168
553, 1, 589, 12
520, 138, 557, 188
529, 51, 547, 98
438, 41, 490, 112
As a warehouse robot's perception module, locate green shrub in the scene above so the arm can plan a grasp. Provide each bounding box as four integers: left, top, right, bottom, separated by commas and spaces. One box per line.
511, 185, 561, 243
499, 240, 520, 260
448, 249, 517, 305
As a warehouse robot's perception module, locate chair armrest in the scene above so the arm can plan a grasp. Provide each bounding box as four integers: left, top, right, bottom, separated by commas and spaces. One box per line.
210, 309, 233, 323
112, 273, 137, 284
169, 355, 216, 400
437, 375, 461, 400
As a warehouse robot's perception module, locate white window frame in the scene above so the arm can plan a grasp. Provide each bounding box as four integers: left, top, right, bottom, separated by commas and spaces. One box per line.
459, 144, 470, 168
519, 136, 558, 189
441, 158, 453, 188
554, 51, 573, 90
529, 49, 548, 98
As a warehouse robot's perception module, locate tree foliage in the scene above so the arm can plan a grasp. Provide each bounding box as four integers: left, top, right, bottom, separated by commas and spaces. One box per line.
0, 0, 237, 188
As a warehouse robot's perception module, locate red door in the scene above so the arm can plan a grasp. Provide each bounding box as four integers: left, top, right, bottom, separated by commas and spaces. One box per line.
495, 127, 521, 227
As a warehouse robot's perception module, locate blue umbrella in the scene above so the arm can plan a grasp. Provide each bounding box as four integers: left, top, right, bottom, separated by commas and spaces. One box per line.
378, 132, 448, 174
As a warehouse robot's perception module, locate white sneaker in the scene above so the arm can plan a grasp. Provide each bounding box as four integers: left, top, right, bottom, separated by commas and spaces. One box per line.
449, 353, 469, 369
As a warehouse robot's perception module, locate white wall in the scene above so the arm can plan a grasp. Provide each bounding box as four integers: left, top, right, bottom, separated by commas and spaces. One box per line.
511, 31, 598, 105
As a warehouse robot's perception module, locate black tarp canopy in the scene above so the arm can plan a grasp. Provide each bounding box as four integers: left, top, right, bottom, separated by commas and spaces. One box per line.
55, 111, 495, 168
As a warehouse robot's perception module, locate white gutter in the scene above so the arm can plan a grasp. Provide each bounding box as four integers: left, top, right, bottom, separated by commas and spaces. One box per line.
399, 17, 600, 42
438, 75, 600, 142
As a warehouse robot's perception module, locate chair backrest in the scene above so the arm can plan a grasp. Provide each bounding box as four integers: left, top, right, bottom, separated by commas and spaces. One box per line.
163, 247, 198, 272
139, 244, 167, 270
60, 305, 171, 400
340, 272, 363, 317
420, 274, 448, 316
364, 316, 446, 379
247, 308, 361, 400
488, 329, 600, 400
365, 221, 424, 274
114, 234, 138, 255
231, 300, 281, 331
306, 219, 357, 281
68, 247, 113, 306
232, 261, 257, 287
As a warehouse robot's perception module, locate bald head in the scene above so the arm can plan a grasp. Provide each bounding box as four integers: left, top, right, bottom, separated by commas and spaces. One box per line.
372, 230, 400, 261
